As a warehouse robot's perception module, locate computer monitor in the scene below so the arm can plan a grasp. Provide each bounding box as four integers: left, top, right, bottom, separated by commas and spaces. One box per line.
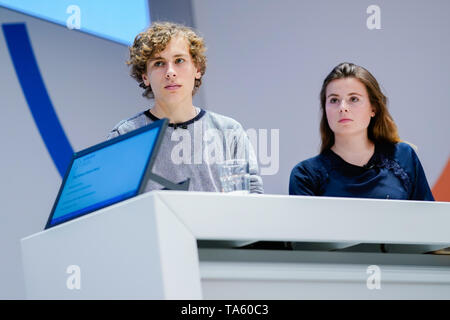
45, 119, 168, 229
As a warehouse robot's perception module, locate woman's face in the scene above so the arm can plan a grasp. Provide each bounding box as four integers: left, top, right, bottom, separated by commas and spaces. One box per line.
325, 77, 375, 138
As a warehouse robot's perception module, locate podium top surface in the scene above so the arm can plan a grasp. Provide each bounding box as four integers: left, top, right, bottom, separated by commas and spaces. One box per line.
155, 191, 450, 245
25, 191, 450, 248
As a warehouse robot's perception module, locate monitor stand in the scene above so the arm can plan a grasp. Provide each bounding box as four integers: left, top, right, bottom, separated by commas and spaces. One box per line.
148, 172, 190, 191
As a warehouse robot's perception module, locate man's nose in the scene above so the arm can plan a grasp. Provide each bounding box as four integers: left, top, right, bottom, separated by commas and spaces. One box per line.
165, 63, 176, 79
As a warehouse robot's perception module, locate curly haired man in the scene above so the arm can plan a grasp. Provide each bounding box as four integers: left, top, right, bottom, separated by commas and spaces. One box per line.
108, 22, 263, 193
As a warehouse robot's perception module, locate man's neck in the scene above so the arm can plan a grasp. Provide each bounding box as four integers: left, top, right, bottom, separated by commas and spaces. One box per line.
331, 133, 375, 167
151, 100, 197, 124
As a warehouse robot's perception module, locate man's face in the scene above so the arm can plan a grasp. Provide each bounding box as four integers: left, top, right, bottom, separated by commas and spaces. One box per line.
142, 36, 201, 106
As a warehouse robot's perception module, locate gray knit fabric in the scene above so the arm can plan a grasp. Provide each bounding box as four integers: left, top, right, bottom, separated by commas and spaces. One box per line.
107, 107, 264, 194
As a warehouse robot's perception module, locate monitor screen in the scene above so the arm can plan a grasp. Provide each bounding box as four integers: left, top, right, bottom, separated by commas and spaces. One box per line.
46, 122, 163, 229
0, 0, 150, 45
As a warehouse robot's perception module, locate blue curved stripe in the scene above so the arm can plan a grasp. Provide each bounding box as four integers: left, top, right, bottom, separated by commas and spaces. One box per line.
2, 23, 73, 177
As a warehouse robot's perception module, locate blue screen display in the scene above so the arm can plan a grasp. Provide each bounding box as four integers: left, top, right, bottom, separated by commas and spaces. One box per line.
50, 126, 159, 226
0, 0, 150, 45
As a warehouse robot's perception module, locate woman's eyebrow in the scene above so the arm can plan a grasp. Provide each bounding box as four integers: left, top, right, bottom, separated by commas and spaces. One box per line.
348, 92, 363, 96
327, 93, 339, 98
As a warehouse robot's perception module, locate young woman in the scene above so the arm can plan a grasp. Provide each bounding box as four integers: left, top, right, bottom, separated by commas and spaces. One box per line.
289, 62, 434, 200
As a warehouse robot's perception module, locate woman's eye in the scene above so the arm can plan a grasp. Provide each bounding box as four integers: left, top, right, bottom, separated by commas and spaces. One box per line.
329, 98, 338, 104
350, 96, 359, 102
154, 61, 164, 67
175, 58, 185, 64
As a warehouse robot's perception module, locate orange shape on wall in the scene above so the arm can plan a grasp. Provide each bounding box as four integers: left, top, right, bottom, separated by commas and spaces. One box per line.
432, 158, 450, 202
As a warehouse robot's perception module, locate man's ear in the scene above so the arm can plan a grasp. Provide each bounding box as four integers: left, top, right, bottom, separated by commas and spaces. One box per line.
195, 71, 201, 79
142, 73, 150, 86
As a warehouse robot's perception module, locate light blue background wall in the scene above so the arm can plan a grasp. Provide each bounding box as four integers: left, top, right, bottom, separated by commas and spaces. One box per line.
192, 0, 450, 195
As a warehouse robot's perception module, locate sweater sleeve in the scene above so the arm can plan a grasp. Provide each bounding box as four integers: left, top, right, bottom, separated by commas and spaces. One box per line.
409, 150, 435, 201
232, 126, 264, 194
289, 158, 322, 196
396, 143, 435, 201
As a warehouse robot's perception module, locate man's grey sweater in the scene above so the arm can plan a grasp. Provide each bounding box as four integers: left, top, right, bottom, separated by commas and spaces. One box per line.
107, 107, 264, 194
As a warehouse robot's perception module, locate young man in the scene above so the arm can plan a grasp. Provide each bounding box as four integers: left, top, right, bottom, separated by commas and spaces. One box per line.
108, 22, 263, 193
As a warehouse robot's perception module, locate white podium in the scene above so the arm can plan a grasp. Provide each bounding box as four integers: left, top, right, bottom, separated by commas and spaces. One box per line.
21, 191, 450, 299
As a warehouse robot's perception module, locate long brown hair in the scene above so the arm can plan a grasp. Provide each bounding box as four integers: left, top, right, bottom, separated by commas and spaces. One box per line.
319, 62, 400, 153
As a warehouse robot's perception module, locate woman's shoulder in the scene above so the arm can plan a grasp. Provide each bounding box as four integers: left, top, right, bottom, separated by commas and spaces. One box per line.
377, 141, 421, 189
379, 141, 419, 163
394, 141, 417, 155
291, 153, 329, 175
289, 153, 330, 195
377, 141, 433, 200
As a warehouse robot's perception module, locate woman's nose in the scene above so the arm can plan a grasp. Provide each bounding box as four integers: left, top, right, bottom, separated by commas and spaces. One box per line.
339, 100, 349, 112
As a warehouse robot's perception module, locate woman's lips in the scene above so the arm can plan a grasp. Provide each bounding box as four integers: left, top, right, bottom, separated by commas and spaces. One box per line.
339, 118, 353, 123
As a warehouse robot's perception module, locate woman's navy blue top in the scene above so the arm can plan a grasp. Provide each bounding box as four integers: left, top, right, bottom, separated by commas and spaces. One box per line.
289, 142, 434, 201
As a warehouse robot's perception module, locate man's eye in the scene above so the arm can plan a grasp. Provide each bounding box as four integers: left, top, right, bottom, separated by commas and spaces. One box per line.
154, 61, 164, 67
175, 58, 185, 64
